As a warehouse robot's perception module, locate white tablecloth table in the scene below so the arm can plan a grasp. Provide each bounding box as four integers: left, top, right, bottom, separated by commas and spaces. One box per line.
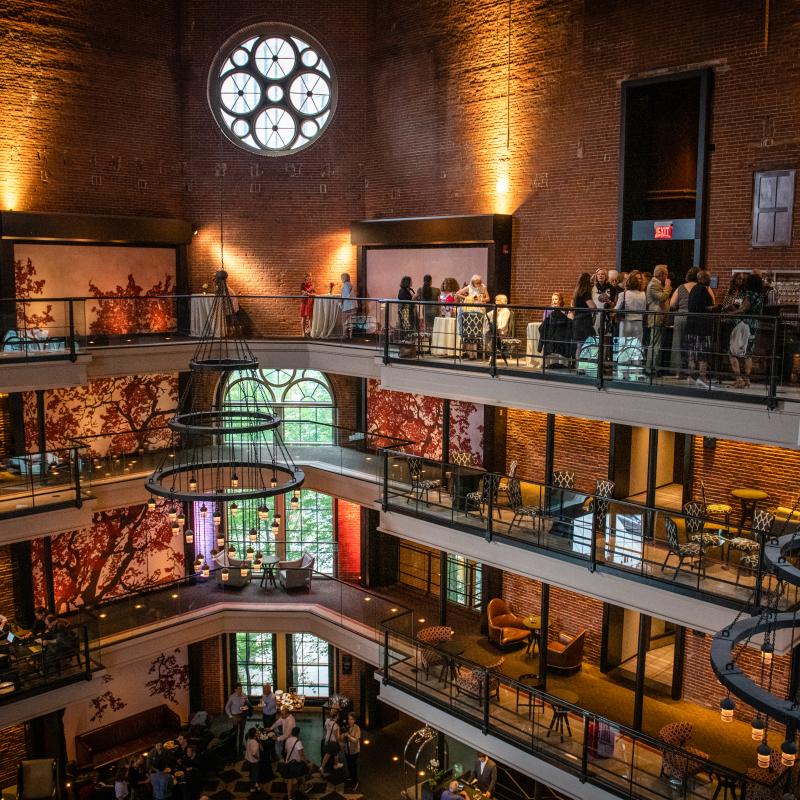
431, 316, 460, 357
190, 294, 223, 337
525, 322, 542, 368
311, 295, 342, 338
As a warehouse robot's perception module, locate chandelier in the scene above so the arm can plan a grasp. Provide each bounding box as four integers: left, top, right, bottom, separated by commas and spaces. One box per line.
145, 270, 304, 563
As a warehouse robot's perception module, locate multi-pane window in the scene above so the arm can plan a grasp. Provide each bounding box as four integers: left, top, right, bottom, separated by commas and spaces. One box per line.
223, 368, 334, 445
226, 496, 276, 560
208, 23, 338, 157
446, 554, 482, 610
285, 489, 335, 574
237, 632, 276, 696
288, 633, 331, 697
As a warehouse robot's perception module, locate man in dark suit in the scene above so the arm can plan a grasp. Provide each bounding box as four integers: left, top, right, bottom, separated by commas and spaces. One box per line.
472, 753, 497, 797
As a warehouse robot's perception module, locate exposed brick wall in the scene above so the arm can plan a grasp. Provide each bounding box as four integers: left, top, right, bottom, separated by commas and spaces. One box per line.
683, 631, 790, 733
328, 374, 358, 432
1, 1, 184, 217
502, 573, 604, 667
692, 436, 800, 513
0, 546, 14, 621
507, 410, 609, 492
0, 723, 28, 788
336, 651, 363, 715
194, 635, 225, 715
181, 0, 369, 334
365, 0, 800, 303
337, 499, 361, 582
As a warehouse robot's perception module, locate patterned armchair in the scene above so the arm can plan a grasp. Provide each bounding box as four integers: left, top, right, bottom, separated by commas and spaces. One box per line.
683, 501, 721, 548
734, 509, 773, 585
662, 517, 704, 578
744, 752, 789, 799
416, 626, 454, 680
454, 657, 504, 702
582, 479, 615, 534
466, 473, 503, 520
407, 456, 443, 505
507, 477, 541, 532
658, 722, 708, 786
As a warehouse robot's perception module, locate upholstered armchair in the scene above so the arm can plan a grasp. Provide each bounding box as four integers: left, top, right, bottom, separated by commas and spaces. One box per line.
487, 598, 530, 650
277, 551, 315, 591
744, 751, 789, 800
415, 626, 453, 679
15, 759, 59, 800
658, 722, 709, 787
213, 549, 252, 588
454, 657, 504, 702
547, 630, 586, 672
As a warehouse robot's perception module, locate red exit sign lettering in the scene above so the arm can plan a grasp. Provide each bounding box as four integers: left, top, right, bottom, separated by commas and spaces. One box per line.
654, 223, 673, 240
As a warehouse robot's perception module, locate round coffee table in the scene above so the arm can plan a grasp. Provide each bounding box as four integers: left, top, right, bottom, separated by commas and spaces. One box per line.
522, 614, 542, 657
515, 673, 544, 718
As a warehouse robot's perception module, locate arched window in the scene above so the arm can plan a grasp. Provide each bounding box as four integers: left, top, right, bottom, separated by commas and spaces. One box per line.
223, 368, 335, 444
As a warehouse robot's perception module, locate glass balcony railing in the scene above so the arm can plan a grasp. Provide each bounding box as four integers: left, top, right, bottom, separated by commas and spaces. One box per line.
381, 450, 800, 612
4, 293, 798, 408
379, 623, 751, 800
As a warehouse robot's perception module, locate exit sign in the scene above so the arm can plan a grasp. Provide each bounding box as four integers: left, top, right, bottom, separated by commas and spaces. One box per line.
654, 223, 673, 240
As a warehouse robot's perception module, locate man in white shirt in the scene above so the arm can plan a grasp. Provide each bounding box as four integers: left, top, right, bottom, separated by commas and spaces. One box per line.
270, 707, 296, 756
224, 683, 250, 749
261, 683, 277, 728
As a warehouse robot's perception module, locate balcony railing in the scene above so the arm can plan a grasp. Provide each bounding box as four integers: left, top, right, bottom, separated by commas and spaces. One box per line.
379, 623, 751, 800
3, 293, 798, 408
381, 450, 800, 612
0, 622, 97, 706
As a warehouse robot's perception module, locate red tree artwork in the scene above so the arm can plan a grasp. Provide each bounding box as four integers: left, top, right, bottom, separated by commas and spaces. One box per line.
14, 257, 55, 329
89, 674, 127, 722
33, 503, 184, 611
366, 380, 483, 463
88, 273, 176, 335
146, 649, 190, 704
23, 374, 178, 454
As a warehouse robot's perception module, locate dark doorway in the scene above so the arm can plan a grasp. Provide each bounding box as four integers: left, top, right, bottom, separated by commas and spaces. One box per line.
617, 70, 712, 285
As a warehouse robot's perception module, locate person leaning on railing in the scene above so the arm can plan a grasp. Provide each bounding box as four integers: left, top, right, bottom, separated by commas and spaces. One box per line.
685, 269, 719, 390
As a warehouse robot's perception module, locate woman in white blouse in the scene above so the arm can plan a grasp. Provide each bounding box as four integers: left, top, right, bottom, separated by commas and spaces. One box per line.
456, 274, 490, 304
339, 273, 357, 338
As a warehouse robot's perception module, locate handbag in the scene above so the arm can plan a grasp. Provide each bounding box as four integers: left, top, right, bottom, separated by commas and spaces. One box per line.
278, 739, 306, 778
729, 320, 751, 357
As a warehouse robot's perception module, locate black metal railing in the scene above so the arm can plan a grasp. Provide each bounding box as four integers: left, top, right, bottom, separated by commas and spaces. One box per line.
380, 624, 751, 800
382, 450, 799, 612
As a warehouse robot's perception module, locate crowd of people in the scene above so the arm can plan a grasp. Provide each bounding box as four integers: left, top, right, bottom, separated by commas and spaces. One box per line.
226, 683, 362, 798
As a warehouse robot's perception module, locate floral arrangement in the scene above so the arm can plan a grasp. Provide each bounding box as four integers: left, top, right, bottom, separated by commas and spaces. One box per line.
275, 688, 305, 711
425, 758, 446, 790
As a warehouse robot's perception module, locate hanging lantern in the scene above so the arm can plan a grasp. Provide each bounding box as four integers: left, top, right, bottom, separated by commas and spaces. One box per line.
240, 565, 249, 578
177, 510, 186, 527
201, 561, 210, 578
216, 533, 225, 548
184, 529, 194, 545
147, 497, 157, 512
246, 545, 254, 559
258, 505, 269, 521
254, 551, 263, 567
719, 697, 736, 723
273, 513, 281, 526
757, 741, 773, 769
291, 490, 300, 509
227, 544, 236, 559
171, 521, 180, 535
230, 472, 239, 489
194, 559, 203, 574
221, 567, 230, 582
270, 473, 278, 488
189, 475, 198, 492
230, 502, 239, 517
781, 738, 797, 767
199, 504, 208, 518
249, 527, 258, 543
213, 509, 222, 527
271, 517, 280, 533
752, 717, 767, 741
761, 642, 774, 665
168, 507, 178, 522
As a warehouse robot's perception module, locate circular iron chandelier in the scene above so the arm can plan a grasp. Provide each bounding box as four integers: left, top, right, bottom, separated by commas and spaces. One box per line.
146, 269, 304, 525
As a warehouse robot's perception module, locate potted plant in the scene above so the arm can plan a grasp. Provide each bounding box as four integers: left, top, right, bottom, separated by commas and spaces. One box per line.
421, 759, 447, 800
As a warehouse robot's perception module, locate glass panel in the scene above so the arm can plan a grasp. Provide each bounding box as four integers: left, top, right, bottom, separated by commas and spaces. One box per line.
285, 489, 334, 573
237, 632, 276, 695
289, 632, 330, 697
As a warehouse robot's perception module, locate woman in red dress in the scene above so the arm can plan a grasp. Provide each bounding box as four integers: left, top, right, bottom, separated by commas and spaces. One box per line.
299, 273, 315, 336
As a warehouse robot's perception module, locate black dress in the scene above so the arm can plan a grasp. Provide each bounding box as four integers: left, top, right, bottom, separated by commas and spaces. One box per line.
397, 287, 416, 331
572, 291, 595, 344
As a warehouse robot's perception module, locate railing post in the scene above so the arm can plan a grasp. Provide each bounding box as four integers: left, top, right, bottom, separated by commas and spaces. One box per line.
754, 530, 765, 608
382, 627, 389, 685
383, 302, 390, 365
580, 715, 590, 782
381, 450, 389, 512
589, 497, 598, 573
482, 668, 490, 734
596, 310, 605, 389
486, 476, 494, 542
490, 303, 498, 378
83, 625, 91, 680
68, 300, 77, 362
768, 317, 779, 409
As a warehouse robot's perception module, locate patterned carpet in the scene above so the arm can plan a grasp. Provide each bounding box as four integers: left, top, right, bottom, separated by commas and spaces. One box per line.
204, 761, 364, 800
